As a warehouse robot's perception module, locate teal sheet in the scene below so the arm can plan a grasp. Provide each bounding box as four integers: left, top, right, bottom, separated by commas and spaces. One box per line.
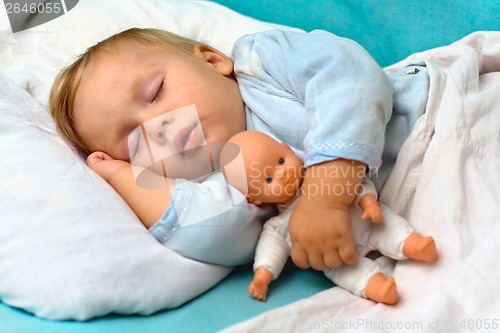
1, 263, 330, 333
215, 0, 500, 67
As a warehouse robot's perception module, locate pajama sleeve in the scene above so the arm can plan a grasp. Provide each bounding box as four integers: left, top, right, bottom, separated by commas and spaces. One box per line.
234, 29, 393, 170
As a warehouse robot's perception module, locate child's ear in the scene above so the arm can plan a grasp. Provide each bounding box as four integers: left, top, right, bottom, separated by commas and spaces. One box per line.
192, 44, 234, 76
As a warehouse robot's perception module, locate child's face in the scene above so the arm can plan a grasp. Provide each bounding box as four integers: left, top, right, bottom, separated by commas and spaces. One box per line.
73, 43, 246, 163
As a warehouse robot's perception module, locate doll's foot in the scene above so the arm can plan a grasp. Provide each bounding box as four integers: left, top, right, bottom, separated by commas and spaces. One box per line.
365, 273, 399, 305
403, 233, 438, 262
248, 279, 269, 302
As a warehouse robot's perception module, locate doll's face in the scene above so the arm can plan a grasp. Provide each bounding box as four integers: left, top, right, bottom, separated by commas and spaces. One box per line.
227, 131, 304, 205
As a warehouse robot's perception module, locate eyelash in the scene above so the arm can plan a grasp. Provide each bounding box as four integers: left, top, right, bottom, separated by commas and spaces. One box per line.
151, 80, 164, 103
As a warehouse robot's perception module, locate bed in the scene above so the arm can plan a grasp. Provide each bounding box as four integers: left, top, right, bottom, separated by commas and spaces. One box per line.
1, 1, 499, 332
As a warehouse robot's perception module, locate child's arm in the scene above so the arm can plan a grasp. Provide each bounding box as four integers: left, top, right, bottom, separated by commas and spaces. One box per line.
87, 152, 171, 229
288, 158, 364, 270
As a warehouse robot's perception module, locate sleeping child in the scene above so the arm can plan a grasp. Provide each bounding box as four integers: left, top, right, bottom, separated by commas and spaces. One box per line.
49, 27, 429, 269
221, 130, 437, 304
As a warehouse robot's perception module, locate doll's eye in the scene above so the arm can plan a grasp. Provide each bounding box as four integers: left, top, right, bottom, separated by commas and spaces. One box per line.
278, 157, 285, 165
265, 176, 273, 183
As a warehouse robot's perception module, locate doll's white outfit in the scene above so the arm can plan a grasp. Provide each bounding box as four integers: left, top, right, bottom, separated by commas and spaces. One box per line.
253, 177, 414, 298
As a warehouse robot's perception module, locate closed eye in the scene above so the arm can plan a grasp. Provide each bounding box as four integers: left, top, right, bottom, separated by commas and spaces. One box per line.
151, 80, 164, 103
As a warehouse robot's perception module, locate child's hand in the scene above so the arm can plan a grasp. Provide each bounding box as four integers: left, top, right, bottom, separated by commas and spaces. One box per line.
88, 152, 171, 229
87, 151, 130, 182
288, 158, 365, 270
289, 196, 356, 270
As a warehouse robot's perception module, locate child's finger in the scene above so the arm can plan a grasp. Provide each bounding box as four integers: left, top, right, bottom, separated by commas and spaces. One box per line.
323, 251, 342, 269
290, 246, 310, 269
307, 250, 327, 271
338, 241, 357, 265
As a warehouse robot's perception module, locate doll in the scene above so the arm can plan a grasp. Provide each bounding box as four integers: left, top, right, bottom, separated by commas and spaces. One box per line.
220, 131, 437, 304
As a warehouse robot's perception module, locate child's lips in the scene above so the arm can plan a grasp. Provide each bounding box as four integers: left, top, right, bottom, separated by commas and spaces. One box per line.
174, 123, 202, 156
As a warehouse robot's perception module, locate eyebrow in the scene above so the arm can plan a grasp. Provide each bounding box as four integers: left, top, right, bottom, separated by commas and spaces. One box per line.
130, 60, 164, 102
131, 70, 151, 102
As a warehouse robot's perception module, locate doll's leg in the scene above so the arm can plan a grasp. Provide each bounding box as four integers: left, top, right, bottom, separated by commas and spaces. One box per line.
324, 257, 398, 305
364, 273, 398, 305
367, 202, 436, 262
402, 233, 437, 262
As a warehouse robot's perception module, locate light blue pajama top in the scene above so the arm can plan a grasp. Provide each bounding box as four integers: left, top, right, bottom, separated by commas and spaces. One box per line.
233, 29, 429, 187
149, 29, 429, 266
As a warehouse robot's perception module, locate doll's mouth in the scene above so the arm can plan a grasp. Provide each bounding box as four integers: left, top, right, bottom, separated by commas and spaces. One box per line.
284, 176, 300, 192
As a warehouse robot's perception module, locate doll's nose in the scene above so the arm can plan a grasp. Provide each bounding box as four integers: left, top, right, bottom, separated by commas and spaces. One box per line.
143, 114, 174, 144
275, 166, 290, 180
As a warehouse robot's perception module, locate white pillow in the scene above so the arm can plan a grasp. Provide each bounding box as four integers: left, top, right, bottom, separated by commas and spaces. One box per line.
0, 0, 294, 321
0, 73, 234, 321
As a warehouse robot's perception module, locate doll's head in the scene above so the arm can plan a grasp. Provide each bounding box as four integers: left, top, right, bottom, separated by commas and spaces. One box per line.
221, 131, 304, 206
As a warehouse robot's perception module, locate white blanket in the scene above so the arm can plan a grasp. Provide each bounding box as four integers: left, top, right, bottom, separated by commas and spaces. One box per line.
224, 31, 500, 333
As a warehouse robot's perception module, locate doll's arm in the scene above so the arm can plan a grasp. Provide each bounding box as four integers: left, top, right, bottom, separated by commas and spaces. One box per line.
248, 268, 274, 302
356, 177, 382, 223
358, 194, 383, 223
288, 158, 364, 271
249, 213, 291, 301
88, 152, 171, 229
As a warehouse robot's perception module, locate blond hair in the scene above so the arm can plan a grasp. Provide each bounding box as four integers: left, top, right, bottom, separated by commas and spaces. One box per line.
49, 28, 201, 157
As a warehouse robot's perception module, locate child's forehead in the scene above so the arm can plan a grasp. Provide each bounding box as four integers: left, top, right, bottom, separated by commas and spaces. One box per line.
99, 42, 158, 58
96, 40, 177, 60
89, 44, 169, 73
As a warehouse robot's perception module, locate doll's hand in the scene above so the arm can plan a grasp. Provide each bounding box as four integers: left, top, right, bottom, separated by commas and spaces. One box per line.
361, 205, 383, 223
87, 151, 130, 182
358, 194, 383, 223
248, 268, 273, 302
289, 197, 357, 270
